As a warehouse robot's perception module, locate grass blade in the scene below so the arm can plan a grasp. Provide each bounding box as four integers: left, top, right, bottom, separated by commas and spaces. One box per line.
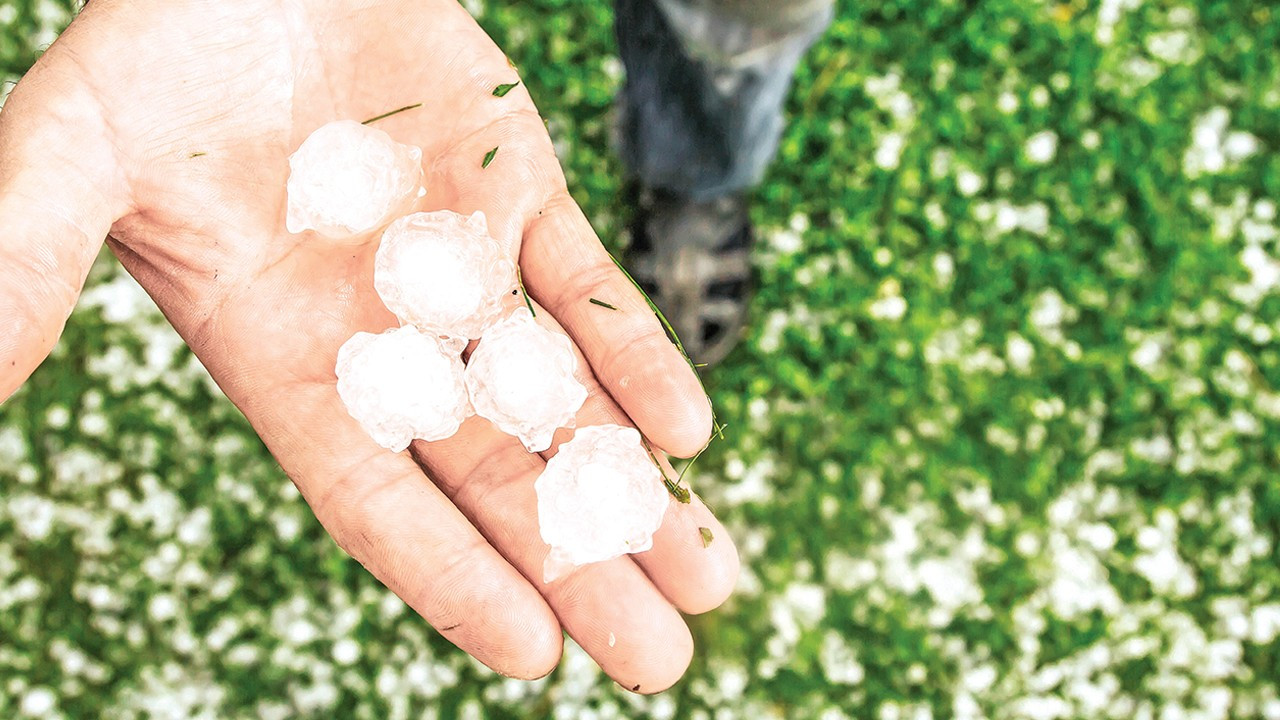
361, 103, 423, 125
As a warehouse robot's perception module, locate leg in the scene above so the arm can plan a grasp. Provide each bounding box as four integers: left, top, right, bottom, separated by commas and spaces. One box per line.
613, 0, 832, 364
615, 0, 834, 199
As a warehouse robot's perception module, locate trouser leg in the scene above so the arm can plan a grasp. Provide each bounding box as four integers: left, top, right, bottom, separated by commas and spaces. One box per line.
614, 0, 834, 201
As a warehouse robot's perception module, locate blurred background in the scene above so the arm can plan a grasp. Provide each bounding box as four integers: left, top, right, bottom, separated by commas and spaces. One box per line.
2, 0, 1279, 718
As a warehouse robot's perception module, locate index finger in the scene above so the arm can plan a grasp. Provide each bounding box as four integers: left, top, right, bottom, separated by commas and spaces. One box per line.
520, 195, 713, 458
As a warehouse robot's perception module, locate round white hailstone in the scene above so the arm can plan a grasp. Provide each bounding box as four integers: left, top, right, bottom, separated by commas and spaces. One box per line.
465, 308, 588, 452
335, 326, 471, 452
20, 687, 56, 716
286, 120, 424, 238
374, 210, 517, 339
535, 425, 670, 582
332, 638, 361, 666
1024, 130, 1058, 164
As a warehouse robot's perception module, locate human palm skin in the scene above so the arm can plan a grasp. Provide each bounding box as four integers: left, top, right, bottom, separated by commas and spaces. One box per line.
0, 0, 739, 692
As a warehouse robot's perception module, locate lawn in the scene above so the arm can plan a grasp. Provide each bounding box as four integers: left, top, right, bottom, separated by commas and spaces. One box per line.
2, 0, 1279, 718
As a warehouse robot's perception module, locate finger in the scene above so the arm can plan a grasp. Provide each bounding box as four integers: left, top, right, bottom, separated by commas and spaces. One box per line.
126, 250, 565, 681
0, 49, 126, 401
411, 423, 695, 694
412, 58, 713, 457
634, 482, 740, 616
297, 407, 563, 680
243, 389, 564, 680
521, 195, 713, 458
529, 307, 739, 615
551, 396, 739, 616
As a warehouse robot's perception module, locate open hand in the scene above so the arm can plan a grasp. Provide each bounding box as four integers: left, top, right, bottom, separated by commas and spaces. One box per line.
0, 0, 738, 691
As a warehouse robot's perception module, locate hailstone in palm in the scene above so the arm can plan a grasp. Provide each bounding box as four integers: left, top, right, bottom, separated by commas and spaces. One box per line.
535, 425, 671, 582
465, 308, 588, 452
335, 326, 471, 452
286, 120, 425, 239
374, 210, 516, 339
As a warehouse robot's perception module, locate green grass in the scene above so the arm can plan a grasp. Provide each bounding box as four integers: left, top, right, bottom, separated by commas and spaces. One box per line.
3, 0, 1280, 718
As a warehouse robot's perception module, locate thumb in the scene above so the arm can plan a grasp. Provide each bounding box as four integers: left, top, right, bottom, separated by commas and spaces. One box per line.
0, 44, 125, 402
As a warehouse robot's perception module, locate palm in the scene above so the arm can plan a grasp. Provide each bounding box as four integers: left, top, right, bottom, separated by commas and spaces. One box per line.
0, 0, 738, 691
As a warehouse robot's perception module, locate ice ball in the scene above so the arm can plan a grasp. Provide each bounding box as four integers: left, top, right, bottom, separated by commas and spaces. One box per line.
535, 425, 670, 582
374, 210, 516, 339
335, 326, 471, 452
465, 308, 588, 452
286, 120, 424, 239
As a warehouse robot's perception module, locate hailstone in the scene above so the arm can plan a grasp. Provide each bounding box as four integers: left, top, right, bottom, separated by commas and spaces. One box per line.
374, 210, 517, 339
286, 120, 424, 239
465, 308, 588, 452
535, 425, 671, 582
335, 326, 471, 452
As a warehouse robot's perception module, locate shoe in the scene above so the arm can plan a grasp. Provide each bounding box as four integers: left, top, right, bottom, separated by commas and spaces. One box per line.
624, 186, 754, 366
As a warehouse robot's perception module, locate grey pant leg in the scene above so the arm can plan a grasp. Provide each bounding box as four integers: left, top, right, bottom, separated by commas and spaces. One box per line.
614, 0, 834, 201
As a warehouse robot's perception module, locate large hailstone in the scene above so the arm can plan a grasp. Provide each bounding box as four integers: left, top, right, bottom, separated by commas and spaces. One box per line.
286, 120, 424, 238
335, 326, 471, 452
535, 425, 671, 582
465, 308, 588, 452
374, 210, 516, 339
